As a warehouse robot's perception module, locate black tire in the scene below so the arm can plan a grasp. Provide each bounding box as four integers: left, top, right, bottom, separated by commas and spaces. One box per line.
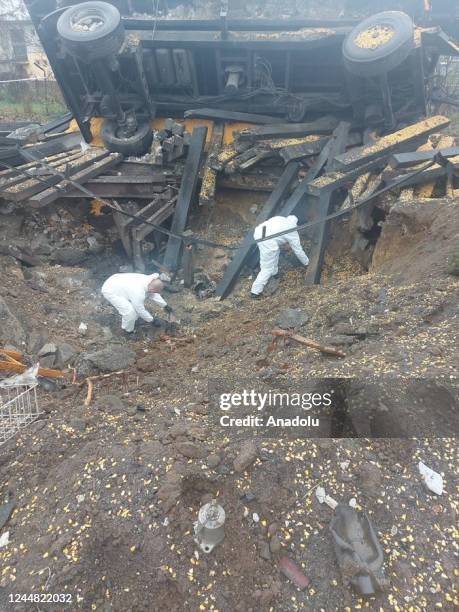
101, 119, 153, 156
57, 1, 124, 61
343, 11, 414, 77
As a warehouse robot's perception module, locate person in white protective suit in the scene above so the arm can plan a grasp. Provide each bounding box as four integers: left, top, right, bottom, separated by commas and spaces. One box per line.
101, 273, 172, 332
251, 215, 309, 297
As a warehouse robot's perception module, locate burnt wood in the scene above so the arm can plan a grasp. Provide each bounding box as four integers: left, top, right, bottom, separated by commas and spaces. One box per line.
163, 126, 208, 271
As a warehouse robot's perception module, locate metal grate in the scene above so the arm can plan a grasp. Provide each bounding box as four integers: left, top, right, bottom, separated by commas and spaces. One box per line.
0, 384, 41, 445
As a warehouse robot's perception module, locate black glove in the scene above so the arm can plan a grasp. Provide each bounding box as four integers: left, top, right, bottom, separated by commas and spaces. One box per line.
164, 305, 173, 314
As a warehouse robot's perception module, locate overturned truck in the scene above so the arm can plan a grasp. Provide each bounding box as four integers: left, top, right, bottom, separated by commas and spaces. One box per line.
25, 1, 459, 155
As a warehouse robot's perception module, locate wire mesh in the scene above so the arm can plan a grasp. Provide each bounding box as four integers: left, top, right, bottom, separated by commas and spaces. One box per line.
0, 384, 41, 445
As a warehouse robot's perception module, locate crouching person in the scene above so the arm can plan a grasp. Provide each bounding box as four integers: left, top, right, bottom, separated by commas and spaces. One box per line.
251, 215, 309, 298
102, 273, 172, 333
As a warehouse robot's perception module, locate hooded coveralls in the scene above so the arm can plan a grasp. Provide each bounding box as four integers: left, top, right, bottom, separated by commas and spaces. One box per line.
101, 273, 168, 332
251, 215, 309, 295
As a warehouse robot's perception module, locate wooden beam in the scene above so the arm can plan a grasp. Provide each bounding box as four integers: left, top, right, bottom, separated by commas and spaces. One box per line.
215, 162, 299, 299
237, 116, 340, 142
218, 172, 279, 192
62, 183, 167, 198
389, 145, 459, 168
382, 164, 448, 188
305, 122, 350, 286
29, 153, 123, 207
306, 158, 386, 196
0, 151, 84, 192
2, 149, 111, 203
199, 123, 223, 206
184, 108, 284, 123
278, 137, 330, 162
333, 115, 450, 171
163, 126, 208, 271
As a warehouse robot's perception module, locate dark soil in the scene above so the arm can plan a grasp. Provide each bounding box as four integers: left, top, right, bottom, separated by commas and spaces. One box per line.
0, 192, 458, 611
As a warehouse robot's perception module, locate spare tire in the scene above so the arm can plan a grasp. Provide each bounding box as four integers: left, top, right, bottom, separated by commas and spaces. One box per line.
101, 119, 153, 156
57, 1, 124, 61
343, 11, 414, 77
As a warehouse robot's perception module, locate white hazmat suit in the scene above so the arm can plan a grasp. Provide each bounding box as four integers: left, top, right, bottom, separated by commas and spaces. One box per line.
101, 273, 168, 332
251, 215, 309, 295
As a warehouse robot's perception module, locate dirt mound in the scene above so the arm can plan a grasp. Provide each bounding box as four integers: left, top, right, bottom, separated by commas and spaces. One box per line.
371, 198, 458, 281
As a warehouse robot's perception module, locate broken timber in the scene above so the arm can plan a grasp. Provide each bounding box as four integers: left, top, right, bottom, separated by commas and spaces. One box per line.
305, 122, 351, 286
382, 163, 451, 188
389, 145, 459, 168
199, 123, 224, 206
184, 108, 284, 124
29, 153, 123, 207
215, 162, 299, 299
332, 115, 450, 171
278, 137, 330, 162
0, 149, 112, 203
63, 182, 169, 199
237, 116, 340, 142
272, 329, 346, 357
163, 126, 207, 272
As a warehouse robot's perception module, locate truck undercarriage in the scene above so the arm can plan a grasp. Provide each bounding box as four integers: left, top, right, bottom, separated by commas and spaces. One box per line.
24, 1, 459, 153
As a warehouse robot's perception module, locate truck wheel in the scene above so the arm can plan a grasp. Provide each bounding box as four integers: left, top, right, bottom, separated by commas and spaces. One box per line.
101, 119, 153, 157
57, 1, 124, 61
343, 11, 414, 77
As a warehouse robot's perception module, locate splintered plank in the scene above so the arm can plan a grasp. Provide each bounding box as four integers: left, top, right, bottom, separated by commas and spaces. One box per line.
199, 123, 224, 206
382, 163, 448, 188
212, 142, 251, 171
306, 157, 386, 196
219, 172, 279, 192
415, 136, 456, 198
278, 136, 330, 162
163, 126, 208, 271
2, 149, 110, 203
223, 146, 270, 174
29, 153, 123, 207
215, 162, 299, 299
62, 183, 166, 199
305, 122, 350, 286
389, 145, 459, 168
333, 115, 450, 171
237, 116, 340, 142
184, 108, 284, 124
0, 150, 85, 192
0, 149, 79, 182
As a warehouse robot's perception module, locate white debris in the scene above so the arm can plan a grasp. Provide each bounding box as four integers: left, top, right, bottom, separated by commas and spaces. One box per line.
252, 513, 260, 523
243, 507, 249, 518
174, 408, 181, 416
162, 517, 170, 527
0, 363, 39, 388
78, 322, 88, 336
349, 498, 357, 508
315, 486, 338, 509
0, 531, 10, 548
418, 461, 443, 495
340, 460, 350, 470
76, 494, 85, 504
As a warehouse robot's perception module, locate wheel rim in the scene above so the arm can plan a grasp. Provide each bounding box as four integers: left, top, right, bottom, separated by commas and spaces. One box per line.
70, 8, 106, 33
354, 25, 395, 51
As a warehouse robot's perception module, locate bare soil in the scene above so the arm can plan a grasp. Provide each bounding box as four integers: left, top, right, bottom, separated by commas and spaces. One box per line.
0, 192, 458, 611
